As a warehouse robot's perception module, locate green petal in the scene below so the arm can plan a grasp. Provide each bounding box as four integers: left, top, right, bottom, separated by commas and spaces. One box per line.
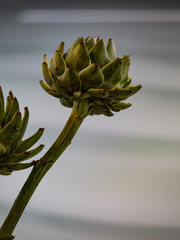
60, 67, 81, 93
0, 112, 21, 148
89, 103, 113, 117
5, 97, 20, 124
50, 50, 66, 76
52, 77, 67, 96
17, 107, 29, 142
5, 91, 14, 116
65, 38, 91, 72
0, 98, 5, 125
89, 39, 110, 68
121, 78, 132, 88
10, 161, 35, 171
57, 41, 65, 54
60, 98, 73, 108
106, 39, 116, 60
79, 63, 104, 91
0, 166, 12, 175
39, 80, 63, 98
0, 86, 4, 110
0, 142, 6, 156
42, 55, 53, 86
86, 37, 96, 51
87, 88, 109, 98
1, 144, 44, 164
127, 85, 142, 96
105, 100, 131, 112
108, 88, 133, 100
101, 57, 123, 89
14, 128, 44, 154
121, 55, 130, 84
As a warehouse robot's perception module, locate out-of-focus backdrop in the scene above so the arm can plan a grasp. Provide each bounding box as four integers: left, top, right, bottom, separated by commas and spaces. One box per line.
0, 0, 180, 239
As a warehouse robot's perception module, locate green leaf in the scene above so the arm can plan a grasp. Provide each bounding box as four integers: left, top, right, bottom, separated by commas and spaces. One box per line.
14, 128, 44, 154
79, 63, 104, 91
89, 39, 110, 68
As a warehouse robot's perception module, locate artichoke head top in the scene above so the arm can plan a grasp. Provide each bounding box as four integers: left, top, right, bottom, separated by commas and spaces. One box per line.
0, 87, 44, 175
40, 37, 142, 116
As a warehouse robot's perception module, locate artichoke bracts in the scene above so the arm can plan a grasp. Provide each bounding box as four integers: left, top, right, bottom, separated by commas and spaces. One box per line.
0, 87, 44, 175
40, 37, 141, 116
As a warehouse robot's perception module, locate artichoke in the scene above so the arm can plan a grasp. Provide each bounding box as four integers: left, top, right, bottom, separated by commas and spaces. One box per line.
0, 87, 44, 175
40, 37, 141, 116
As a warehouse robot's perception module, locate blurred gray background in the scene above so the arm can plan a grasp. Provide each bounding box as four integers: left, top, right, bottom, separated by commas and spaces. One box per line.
0, 0, 180, 239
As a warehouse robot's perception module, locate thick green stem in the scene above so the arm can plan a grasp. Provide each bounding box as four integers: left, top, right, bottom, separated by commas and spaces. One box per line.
0, 99, 89, 239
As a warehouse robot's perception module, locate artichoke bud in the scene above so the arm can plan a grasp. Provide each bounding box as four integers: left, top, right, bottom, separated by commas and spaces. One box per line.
41, 37, 141, 117
50, 50, 66, 76
0, 87, 44, 175
65, 38, 91, 72
79, 63, 104, 91
101, 57, 123, 89
106, 38, 116, 61
89, 39, 110, 68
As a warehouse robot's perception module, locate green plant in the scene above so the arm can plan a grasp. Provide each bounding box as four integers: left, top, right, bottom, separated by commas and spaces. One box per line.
0, 37, 141, 239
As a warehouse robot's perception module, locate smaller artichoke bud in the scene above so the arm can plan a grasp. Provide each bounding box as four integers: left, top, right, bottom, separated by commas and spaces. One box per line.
41, 36, 142, 116
0, 87, 44, 175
